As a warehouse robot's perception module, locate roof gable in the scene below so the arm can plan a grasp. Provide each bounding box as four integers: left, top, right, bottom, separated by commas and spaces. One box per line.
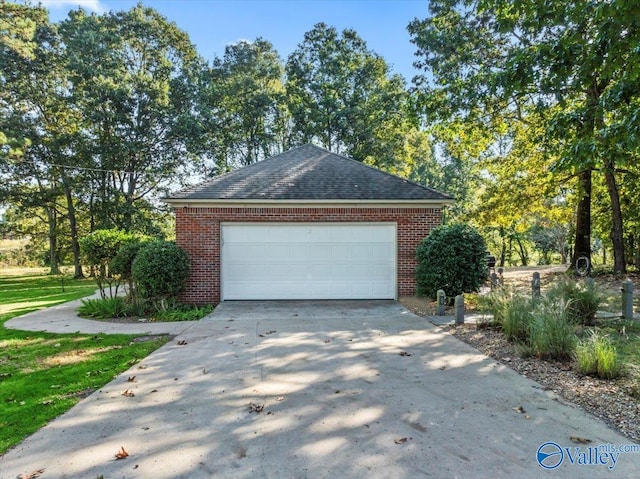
166, 144, 453, 202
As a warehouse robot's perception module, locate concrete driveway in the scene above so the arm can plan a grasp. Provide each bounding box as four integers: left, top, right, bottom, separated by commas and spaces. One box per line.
1, 301, 638, 478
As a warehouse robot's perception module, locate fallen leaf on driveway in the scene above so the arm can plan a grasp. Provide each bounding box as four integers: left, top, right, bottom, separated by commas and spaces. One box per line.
115, 446, 129, 460
276, 396, 285, 401
265, 330, 276, 335
138, 365, 148, 370
394, 437, 410, 444
121, 390, 135, 397
512, 406, 526, 414
399, 351, 412, 357
17, 468, 45, 479
570, 436, 592, 444
438, 365, 446, 370
127, 376, 136, 382
177, 340, 187, 345
249, 402, 264, 413
324, 339, 331, 343
202, 368, 208, 374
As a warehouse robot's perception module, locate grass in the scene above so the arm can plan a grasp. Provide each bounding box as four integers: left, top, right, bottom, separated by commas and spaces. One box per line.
0, 271, 170, 455
529, 298, 576, 360
78, 296, 214, 322
576, 330, 621, 379
484, 274, 640, 382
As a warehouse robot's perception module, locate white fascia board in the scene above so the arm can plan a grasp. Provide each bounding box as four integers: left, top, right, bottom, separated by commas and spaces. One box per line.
162, 198, 454, 208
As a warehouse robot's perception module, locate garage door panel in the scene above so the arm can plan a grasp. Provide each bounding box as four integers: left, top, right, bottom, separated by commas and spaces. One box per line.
221, 224, 396, 300
310, 244, 332, 260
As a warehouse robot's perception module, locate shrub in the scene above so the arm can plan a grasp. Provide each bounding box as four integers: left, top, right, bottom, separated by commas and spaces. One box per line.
152, 304, 214, 322
110, 240, 148, 295
529, 298, 576, 360
547, 277, 600, 325
78, 296, 129, 319
80, 229, 137, 273
576, 331, 621, 379
416, 223, 487, 299
132, 240, 190, 302
80, 229, 140, 298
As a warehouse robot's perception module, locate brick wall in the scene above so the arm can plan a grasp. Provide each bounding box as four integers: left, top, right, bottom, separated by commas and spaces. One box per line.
174, 206, 442, 304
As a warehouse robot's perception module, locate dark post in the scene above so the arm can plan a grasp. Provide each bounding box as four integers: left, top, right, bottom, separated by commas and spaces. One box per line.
622, 280, 634, 320
532, 272, 541, 298
455, 295, 464, 325
437, 289, 446, 316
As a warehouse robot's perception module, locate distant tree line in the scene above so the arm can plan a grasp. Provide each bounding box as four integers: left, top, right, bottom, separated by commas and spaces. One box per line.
2, 1, 639, 274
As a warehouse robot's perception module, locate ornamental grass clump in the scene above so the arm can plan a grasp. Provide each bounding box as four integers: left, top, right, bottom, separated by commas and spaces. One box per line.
547, 277, 600, 326
529, 298, 576, 361
576, 331, 621, 379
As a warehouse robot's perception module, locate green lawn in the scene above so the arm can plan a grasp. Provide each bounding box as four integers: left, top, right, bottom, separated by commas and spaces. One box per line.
0, 272, 170, 455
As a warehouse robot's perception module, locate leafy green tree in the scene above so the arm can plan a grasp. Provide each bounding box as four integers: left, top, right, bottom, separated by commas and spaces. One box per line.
286, 23, 411, 168
203, 39, 287, 171
409, 0, 640, 273
59, 5, 203, 232
0, 3, 84, 276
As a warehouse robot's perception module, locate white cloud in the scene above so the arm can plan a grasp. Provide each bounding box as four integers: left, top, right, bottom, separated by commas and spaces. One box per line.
226, 38, 253, 47
39, 0, 106, 14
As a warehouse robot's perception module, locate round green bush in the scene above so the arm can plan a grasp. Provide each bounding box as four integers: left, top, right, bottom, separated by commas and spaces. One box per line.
416, 223, 487, 299
132, 241, 190, 299
110, 240, 147, 281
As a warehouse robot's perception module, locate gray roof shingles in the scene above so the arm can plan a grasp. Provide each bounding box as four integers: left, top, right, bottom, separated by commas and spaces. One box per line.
167, 144, 453, 201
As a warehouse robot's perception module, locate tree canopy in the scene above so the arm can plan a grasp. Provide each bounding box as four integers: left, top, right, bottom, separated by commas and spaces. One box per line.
3, 1, 639, 275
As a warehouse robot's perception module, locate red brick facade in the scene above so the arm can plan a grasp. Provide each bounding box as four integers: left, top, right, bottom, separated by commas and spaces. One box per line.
174, 206, 442, 304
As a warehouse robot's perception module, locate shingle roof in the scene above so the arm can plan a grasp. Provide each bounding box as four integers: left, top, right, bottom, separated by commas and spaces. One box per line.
166, 144, 453, 202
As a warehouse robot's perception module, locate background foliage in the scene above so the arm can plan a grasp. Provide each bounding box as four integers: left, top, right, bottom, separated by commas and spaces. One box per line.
2, 1, 640, 275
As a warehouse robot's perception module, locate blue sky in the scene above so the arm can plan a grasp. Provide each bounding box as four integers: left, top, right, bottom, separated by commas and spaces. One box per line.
41, 0, 429, 82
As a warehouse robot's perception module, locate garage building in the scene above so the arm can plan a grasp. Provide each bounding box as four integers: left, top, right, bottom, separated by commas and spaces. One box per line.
164, 144, 453, 303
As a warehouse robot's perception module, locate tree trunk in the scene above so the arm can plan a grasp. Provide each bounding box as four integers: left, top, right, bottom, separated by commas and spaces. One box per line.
516, 236, 528, 266
62, 173, 84, 278
45, 206, 60, 275
571, 168, 592, 270
603, 159, 626, 273
499, 227, 506, 267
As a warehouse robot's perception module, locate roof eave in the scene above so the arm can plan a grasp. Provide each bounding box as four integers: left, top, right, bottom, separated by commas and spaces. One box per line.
162, 198, 455, 208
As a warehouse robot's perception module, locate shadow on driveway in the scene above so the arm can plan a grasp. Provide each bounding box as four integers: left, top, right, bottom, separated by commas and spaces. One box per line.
1, 301, 637, 478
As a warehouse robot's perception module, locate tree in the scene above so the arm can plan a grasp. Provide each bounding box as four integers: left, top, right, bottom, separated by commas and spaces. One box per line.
0, 3, 84, 275
59, 5, 203, 232
204, 39, 287, 170
409, 0, 640, 274
286, 23, 411, 168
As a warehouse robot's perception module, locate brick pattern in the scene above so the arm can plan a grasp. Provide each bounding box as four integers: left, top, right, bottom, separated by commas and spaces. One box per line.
175, 207, 442, 304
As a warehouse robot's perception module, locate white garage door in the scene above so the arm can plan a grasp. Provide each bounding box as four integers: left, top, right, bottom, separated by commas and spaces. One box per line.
221, 223, 396, 300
